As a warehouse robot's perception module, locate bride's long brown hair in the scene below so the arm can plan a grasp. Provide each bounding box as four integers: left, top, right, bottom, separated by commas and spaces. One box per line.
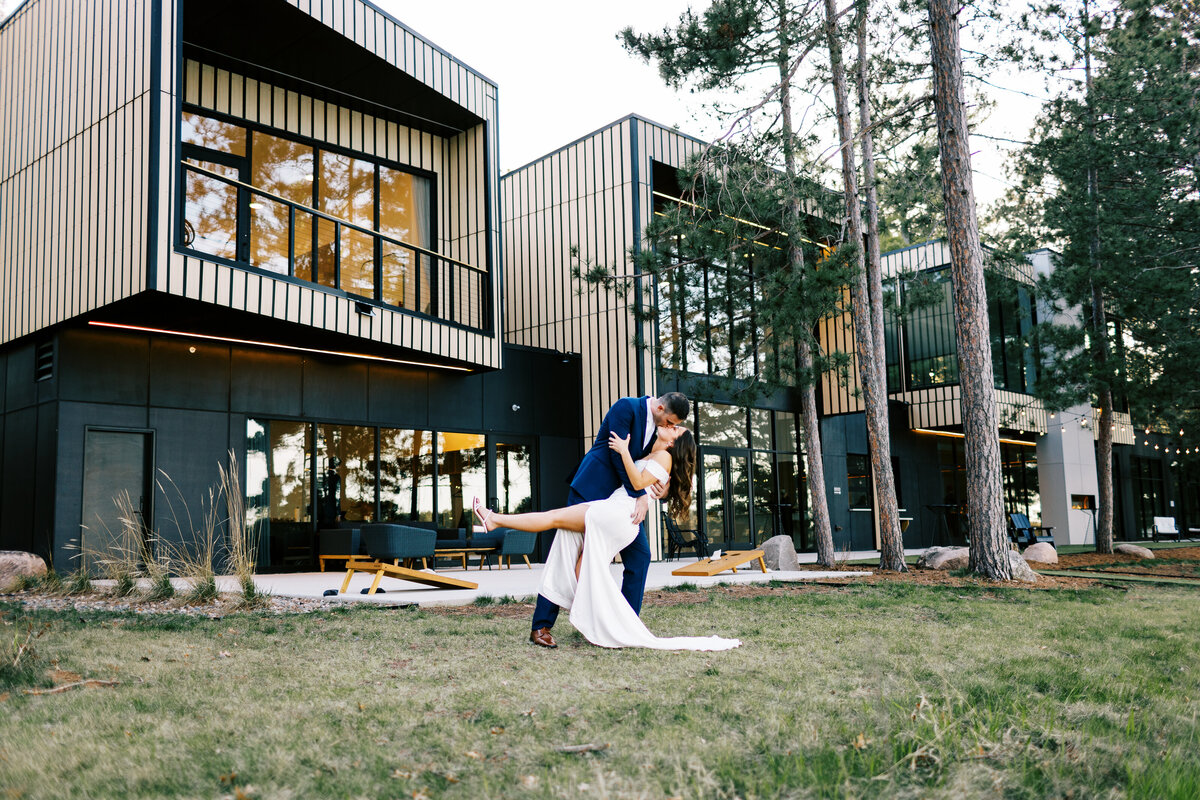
664, 428, 697, 521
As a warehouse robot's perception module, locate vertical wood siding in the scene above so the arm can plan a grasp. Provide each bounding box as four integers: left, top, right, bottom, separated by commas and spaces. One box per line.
159, 0, 501, 369
0, 0, 152, 346
501, 116, 704, 444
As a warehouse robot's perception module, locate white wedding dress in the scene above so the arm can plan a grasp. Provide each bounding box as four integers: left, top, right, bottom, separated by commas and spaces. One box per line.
538, 458, 741, 651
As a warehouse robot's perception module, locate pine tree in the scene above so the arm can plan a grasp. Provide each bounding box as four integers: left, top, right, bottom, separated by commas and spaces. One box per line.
1006, 0, 1200, 550
621, 0, 853, 566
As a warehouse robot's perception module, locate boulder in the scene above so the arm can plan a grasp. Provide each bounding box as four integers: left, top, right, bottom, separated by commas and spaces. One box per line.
1022, 542, 1058, 564
1006, 551, 1039, 582
0, 551, 48, 589
760, 535, 800, 571
1115, 544, 1155, 559
916, 546, 969, 570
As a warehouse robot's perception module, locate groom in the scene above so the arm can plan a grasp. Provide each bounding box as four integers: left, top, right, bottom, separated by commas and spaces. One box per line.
529, 391, 690, 648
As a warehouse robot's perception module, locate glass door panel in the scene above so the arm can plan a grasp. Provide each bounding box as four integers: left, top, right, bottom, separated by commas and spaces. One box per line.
729, 453, 752, 548
379, 428, 435, 523
316, 424, 377, 525
183, 159, 240, 261
494, 441, 533, 514
703, 453, 726, 548
437, 432, 487, 530
752, 451, 776, 543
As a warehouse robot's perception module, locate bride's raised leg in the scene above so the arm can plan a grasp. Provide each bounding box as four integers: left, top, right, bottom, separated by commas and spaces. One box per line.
485, 503, 590, 533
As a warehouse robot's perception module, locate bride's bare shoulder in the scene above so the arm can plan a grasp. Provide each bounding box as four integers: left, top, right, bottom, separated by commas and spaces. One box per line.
648, 451, 672, 470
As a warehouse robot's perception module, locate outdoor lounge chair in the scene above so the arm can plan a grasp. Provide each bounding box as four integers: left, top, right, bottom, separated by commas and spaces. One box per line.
317, 524, 363, 571
664, 514, 708, 560
482, 528, 537, 569
360, 523, 436, 569
1152, 516, 1181, 542
1009, 513, 1054, 547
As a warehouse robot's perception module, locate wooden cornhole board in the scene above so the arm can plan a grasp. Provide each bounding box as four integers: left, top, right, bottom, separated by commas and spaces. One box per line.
339, 557, 479, 594
671, 549, 767, 577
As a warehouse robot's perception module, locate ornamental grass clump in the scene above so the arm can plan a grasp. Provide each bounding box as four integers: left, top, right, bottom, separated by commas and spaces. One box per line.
220, 454, 265, 608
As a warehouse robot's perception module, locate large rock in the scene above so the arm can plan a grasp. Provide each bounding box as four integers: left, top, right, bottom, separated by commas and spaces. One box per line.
0, 551, 48, 589
1115, 544, 1155, 559
1006, 551, 1039, 582
916, 546, 970, 570
1022, 542, 1058, 564
760, 535, 800, 571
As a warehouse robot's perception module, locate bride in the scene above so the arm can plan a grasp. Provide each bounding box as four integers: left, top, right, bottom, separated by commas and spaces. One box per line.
475, 425, 740, 651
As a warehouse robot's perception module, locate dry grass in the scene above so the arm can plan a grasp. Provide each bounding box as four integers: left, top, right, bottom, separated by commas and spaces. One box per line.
1, 581, 1198, 798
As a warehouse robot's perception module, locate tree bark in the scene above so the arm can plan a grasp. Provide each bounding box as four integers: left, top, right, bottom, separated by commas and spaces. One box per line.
824, 0, 905, 570
779, 0, 837, 567
855, 0, 906, 571
927, 0, 1011, 579
1083, 0, 1115, 555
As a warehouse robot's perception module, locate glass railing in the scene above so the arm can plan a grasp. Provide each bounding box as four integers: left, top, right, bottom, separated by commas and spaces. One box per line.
179, 161, 491, 332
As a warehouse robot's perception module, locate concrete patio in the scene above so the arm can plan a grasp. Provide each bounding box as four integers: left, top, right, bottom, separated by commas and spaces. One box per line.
214, 548, 926, 608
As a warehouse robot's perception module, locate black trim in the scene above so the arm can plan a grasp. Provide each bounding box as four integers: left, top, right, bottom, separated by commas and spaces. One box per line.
146, 0, 163, 291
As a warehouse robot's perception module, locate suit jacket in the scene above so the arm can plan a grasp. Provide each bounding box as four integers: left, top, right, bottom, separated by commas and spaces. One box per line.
569, 396, 656, 503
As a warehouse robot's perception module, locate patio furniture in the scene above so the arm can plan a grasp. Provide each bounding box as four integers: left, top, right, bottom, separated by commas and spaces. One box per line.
1152, 516, 1181, 542
482, 528, 537, 569
361, 523, 436, 569
1009, 513, 1054, 547
671, 549, 767, 577
663, 514, 708, 560
317, 524, 362, 572
338, 523, 478, 594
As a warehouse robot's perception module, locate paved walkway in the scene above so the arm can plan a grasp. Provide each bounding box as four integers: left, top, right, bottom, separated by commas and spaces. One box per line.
225, 548, 926, 608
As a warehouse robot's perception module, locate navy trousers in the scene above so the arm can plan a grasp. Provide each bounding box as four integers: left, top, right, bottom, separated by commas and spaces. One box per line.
531, 488, 652, 632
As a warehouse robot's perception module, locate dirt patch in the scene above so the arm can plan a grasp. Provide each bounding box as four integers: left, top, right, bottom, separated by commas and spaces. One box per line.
1027, 546, 1200, 579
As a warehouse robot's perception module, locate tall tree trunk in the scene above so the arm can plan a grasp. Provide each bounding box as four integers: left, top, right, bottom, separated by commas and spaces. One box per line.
927, 0, 1011, 579
855, 0, 906, 571
824, 0, 905, 570
1083, 0, 1115, 554
799, 339, 837, 566
778, 0, 836, 566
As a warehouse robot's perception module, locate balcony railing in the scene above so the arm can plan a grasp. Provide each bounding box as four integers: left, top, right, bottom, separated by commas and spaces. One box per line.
178, 162, 491, 332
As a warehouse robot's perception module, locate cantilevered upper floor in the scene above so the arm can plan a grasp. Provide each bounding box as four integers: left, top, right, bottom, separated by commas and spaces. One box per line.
0, 0, 501, 369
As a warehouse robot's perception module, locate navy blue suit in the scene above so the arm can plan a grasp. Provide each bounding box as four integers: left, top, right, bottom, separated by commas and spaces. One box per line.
532, 396, 656, 632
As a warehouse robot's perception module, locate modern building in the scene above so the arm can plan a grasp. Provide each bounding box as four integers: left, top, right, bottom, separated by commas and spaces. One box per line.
502, 119, 1197, 553
3, 2, 1191, 574
0, 0, 583, 571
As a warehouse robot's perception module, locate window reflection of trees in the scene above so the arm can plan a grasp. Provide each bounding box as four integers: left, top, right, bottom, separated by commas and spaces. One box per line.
379, 428, 435, 523
180, 111, 434, 308
437, 433, 487, 530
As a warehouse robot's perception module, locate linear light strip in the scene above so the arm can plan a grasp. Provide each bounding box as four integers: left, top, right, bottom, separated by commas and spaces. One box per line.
87, 321, 473, 373
912, 428, 1037, 447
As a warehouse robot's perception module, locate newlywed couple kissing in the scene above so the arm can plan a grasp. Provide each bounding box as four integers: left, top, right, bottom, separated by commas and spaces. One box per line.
473, 392, 741, 652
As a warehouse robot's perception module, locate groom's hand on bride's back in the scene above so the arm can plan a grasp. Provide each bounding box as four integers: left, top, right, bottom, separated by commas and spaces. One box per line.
646, 479, 669, 500
631, 494, 650, 524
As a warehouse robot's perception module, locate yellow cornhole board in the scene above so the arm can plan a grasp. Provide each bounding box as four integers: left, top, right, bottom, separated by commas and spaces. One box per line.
671, 549, 767, 577
339, 558, 479, 594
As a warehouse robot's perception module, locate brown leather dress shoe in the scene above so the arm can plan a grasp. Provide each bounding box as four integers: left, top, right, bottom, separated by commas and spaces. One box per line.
529, 627, 558, 648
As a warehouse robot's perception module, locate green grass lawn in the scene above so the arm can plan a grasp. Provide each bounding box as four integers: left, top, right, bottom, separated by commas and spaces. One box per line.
2, 583, 1198, 799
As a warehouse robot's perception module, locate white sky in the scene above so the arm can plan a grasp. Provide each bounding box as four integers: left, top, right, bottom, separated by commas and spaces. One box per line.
381, 0, 1047, 210
0, 0, 1046, 208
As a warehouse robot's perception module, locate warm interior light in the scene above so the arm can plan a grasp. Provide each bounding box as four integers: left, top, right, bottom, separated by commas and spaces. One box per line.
912, 428, 1036, 447
86, 321, 473, 372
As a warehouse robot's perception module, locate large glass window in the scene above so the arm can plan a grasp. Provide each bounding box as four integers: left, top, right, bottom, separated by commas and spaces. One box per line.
379, 428, 435, 523
437, 432, 487, 530
905, 271, 958, 389
495, 441, 533, 514
316, 424, 376, 525
1131, 456, 1166, 538
250, 131, 314, 276
847, 454, 872, 510
379, 166, 433, 312
698, 403, 748, 448
179, 110, 433, 313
